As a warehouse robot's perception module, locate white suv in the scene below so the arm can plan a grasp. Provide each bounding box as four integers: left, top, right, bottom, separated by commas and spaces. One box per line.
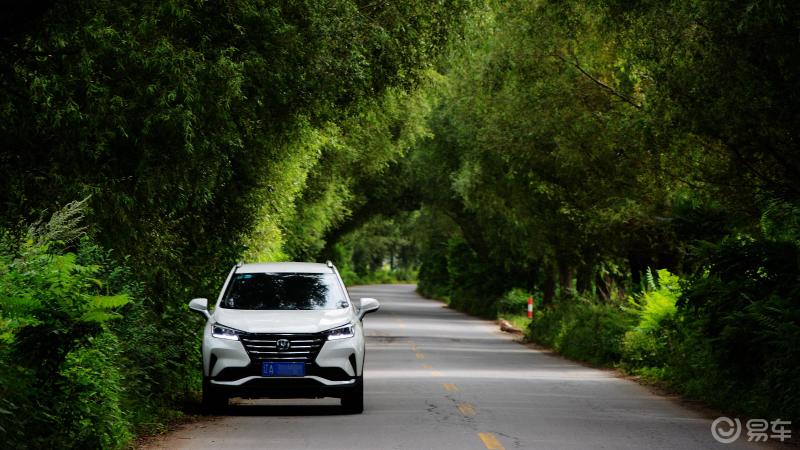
188, 261, 379, 413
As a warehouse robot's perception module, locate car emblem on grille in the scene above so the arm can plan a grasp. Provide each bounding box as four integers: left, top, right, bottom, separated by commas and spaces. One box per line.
276, 339, 291, 351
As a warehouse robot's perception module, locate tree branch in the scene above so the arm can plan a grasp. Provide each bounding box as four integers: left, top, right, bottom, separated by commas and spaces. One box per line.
551, 52, 642, 110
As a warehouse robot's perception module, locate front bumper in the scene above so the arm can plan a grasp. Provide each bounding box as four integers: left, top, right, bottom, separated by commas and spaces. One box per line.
209, 360, 359, 398
203, 327, 363, 398
212, 375, 356, 387
209, 375, 360, 399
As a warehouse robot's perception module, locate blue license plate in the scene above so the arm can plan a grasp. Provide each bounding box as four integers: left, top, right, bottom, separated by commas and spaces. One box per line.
262, 362, 305, 377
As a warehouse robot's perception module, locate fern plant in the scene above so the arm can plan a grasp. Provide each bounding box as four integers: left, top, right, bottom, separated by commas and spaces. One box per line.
0, 200, 132, 448
622, 269, 681, 371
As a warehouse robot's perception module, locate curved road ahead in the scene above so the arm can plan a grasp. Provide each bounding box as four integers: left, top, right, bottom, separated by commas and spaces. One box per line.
146, 284, 761, 450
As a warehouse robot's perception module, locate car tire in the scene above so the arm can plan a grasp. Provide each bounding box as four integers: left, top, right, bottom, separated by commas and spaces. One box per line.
202, 377, 228, 413
341, 376, 364, 414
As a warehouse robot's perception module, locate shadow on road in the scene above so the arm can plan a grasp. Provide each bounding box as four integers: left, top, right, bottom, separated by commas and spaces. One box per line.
210, 399, 351, 417
222, 404, 348, 416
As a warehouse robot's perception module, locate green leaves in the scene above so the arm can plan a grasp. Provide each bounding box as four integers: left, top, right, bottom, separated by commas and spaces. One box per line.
0, 243, 130, 334
628, 269, 680, 334
0, 205, 136, 448
90, 293, 130, 309
80, 293, 131, 324
408, 0, 800, 308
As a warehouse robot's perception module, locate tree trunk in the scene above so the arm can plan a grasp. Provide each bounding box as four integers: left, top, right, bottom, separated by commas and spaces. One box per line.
543, 265, 556, 305
596, 272, 610, 302
558, 260, 574, 296
576, 263, 593, 294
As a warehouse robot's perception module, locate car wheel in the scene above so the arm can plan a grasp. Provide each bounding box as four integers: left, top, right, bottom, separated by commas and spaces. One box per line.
202, 377, 228, 413
341, 376, 364, 414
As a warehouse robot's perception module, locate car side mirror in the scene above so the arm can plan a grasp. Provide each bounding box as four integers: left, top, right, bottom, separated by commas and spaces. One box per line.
188, 298, 211, 320
358, 297, 380, 320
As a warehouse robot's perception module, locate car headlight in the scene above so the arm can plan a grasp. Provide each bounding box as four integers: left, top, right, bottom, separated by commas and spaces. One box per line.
212, 323, 242, 341
324, 323, 355, 340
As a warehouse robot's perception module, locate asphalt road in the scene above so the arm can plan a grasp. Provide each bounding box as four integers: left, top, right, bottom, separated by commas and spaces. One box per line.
145, 284, 764, 450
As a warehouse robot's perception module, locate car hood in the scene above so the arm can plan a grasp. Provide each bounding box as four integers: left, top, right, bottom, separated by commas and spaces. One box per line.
212, 307, 352, 334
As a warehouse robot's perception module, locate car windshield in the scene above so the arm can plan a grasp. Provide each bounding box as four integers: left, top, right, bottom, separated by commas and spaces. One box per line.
219, 272, 348, 310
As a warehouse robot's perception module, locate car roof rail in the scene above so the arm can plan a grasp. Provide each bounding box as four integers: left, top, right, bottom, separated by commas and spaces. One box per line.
326, 260, 334, 268
235, 261, 244, 268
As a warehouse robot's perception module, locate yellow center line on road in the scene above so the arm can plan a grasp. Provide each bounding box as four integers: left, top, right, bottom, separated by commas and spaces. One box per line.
430, 371, 444, 377
478, 432, 505, 450
442, 382, 458, 392
422, 364, 433, 369
415, 352, 425, 360
457, 402, 476, 417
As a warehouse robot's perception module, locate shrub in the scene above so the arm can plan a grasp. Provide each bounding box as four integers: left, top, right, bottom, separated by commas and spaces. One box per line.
0, 203, 133, 448
525, 258, 800, 423
621, 269, 680, 370
340, 267, 418, 286
680, 237, 800, 421
496, 288, 533, 316
56, 332, 132, 448
529, 296, 635, 365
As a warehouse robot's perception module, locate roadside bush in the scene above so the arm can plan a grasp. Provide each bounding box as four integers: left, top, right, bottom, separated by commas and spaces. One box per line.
56, 332, 131, 448
112, 301, 197, 433
0, 203, 133, 448
417, 243, 451, 300
496, 288, 537, 316
679, 238, 800, 421
342, 267, 418, 286
621, 269, 679, 371
419, 236, 508, 317
528, 296, 635, 365
523, 256, 800, 423
652, 313, 733, 409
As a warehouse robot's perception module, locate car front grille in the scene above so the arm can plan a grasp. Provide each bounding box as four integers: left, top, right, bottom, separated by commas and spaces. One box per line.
239, 333, 326, 362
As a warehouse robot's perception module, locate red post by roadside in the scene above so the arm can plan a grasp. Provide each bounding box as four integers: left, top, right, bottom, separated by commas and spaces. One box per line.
527, 297, 533, 319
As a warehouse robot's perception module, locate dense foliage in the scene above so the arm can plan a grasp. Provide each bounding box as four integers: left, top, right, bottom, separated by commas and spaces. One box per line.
0, 201, 135, 447
403, 0, 800, 422
0, 0, 470, 447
